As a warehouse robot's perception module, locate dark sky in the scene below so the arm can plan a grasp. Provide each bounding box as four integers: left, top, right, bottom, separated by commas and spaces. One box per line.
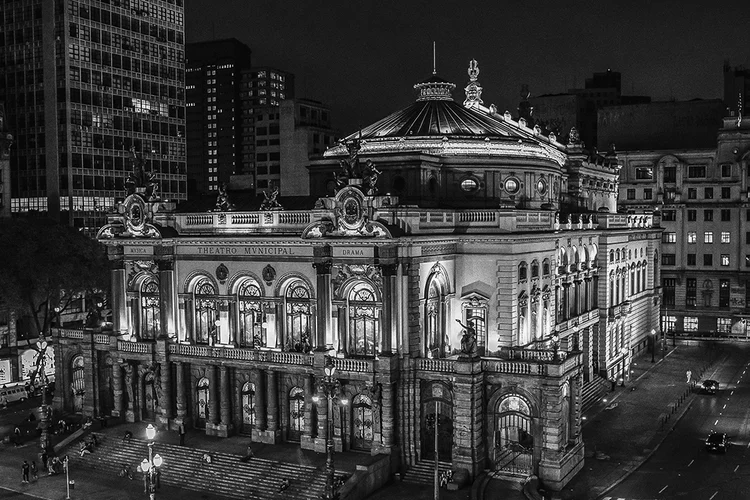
186, 0, 750, 137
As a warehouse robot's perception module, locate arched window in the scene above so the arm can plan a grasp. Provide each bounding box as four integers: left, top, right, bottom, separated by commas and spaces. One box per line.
284, 280, 312, 352
531, 260, 539, 278
352, 394, 374, 451
194, 278, 216, 344
518, 262, 528, 281
71, 355, 85, 413
542, 259, 550, 276
241, 382, 256, 434
288, 387, 305, 441
348, 282, 381, 356
140, 278, 160, 340
238, 280, 263, 348
609, 250, 614, 263
426, 280, 443, 357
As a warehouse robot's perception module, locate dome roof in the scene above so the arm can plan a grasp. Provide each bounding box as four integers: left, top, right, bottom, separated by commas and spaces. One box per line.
345, 74, 515, 141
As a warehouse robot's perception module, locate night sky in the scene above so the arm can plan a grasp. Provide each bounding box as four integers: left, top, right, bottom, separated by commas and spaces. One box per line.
186, 0, 750, 137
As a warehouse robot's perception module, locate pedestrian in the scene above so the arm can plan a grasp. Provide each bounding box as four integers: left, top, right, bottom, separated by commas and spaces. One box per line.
686, 369, 692, 384
30, 461, 38, 481
178, 422, 186, 446
610, 378, 616, 392
0, 394, 7, 408
13, 426, 21, 447
22, 460, 30, 483
41, 451, 48, 473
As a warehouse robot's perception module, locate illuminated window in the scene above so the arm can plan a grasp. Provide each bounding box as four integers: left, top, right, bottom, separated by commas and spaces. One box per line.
460, 178, 479, 192
721, 232, 731, 244
684, 317, 698, 331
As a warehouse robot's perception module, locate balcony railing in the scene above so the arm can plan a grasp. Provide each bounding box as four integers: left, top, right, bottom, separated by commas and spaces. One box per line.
416, 358, 456, 373
331, 357, 373, 373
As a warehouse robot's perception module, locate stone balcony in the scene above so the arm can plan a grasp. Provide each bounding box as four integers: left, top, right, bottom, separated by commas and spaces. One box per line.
416, 348, 582, 378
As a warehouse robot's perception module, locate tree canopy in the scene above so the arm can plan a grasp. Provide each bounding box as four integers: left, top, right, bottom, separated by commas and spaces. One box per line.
0, 217, 110, 336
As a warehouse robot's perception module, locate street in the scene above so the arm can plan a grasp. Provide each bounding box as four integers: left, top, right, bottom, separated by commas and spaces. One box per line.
608, 342, 750, 500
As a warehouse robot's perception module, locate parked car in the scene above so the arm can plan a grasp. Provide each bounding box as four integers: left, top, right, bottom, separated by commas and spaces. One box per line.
705, 432, 730, 453
702, 380, 719, 394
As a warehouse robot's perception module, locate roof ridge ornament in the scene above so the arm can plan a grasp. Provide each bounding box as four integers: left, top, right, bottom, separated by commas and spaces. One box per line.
463, 59, 483, 108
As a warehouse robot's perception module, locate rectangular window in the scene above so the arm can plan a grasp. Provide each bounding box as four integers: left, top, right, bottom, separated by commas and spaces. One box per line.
721, 209, 731, 222
687, 210, 697, 222
687, 232, 697, 244
720, 279, 730, 308
717, 318, 732, 333
688, 166, 706, 178
704, 232, 713, 243
663, 232, 677, 243
635, 167, 653, 180
704, 210, 713, 221
626, 189, 636, 200
643, 188, 652, 200
704, 187, 713, 199
704, 254, 713, 266
686, 278, 697, 307
721, 187, 731, 199
687, 254, 697, 266
721, 254, 730, 266
684, 317, 698, 332
464, 306, 487, 349
661, 254, 676, 266
662, 210, 676, 221
688, 188, 697, 199
721, 232, 731, 243
662, 278, 676, 307
664, 167, 677, 182
721, 164, 732, 177
746, 255, 750, 268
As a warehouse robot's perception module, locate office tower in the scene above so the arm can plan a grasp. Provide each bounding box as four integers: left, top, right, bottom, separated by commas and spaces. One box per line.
0, 0, 187, 233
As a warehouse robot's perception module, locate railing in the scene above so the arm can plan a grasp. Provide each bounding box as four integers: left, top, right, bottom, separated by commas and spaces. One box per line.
482, 359, 548, 376
172, 210, 314, 232
167, 344, 314, 366
269, 351, 313, 366
505, 348, 558, 362
331, 357, 373, 373
59, 328, 85, 339
117, 341, 152, 354
94, 334, 110, 344
416, 358, 456, 373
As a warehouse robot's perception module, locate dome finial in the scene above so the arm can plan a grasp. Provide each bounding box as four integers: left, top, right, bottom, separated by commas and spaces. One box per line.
432, 41, 437, 75
464, 59, 483, 108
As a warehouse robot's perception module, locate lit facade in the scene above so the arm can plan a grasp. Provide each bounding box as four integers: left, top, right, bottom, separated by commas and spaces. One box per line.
0, 0, 186, 233
53, 61, 661, 492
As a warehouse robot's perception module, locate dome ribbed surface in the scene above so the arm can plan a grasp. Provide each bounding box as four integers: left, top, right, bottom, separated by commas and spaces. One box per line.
348, 99, 514, 140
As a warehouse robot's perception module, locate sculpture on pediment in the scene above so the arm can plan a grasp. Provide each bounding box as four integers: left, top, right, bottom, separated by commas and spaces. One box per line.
339, 138, 363, 179
567, 127, 581, 146
125, 146, 159, 201
259, 184, 283, 211
214, 183, 235, 212
363, 159, 382, 196
456, 318, 478, 357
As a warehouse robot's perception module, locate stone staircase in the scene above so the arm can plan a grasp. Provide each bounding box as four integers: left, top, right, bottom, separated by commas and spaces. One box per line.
581, 375, 609, 413
70, 432, 329, 500
402, 460, 452, 485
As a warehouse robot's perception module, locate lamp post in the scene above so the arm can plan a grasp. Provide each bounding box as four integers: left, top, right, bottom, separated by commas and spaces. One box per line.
37, 337, 50, 461
650, 329, 656, 363
141, 424, 163, 500
312, 357, 348, 500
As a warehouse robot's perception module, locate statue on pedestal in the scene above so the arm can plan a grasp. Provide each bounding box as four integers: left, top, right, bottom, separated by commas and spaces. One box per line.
456, 318, 478, 356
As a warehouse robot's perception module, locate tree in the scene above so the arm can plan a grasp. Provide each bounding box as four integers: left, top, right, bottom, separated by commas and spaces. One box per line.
0, 217, 110, 337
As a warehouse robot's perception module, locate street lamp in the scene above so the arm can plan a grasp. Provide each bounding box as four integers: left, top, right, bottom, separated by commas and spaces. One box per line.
312, 357, 349, 500
37, 337, 51, 461
650, 329, 656, 363
141, 423, 163, 500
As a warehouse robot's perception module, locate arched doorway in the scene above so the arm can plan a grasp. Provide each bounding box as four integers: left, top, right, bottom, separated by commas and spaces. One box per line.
71, 355, 85, 413
241, 382, 256, 435
352, 394, 373, 451
421, 385, 453, 462
196, 377, 209, 429
143, 372, 156, 421
494, 394, 534, 475
288, 387, 305, 441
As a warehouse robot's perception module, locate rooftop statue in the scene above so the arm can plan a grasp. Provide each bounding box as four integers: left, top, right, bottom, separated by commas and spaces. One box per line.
125, 146, 159, 201
259, 184, 283, 211
214, 183, 235, 212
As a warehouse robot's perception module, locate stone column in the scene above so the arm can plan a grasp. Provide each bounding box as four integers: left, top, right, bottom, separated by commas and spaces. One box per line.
301, 374, 315, 449
135, 364, 143, 422
255, 369, 279, 444
208, 365, 219, 428
452, 358, 485, 478
110, 256, 129, 335
112, 359, 123, 418
313, 260, 333, 349
218, 365, 232, 437
156, 338, 173, 427
314, 384, 328, 454
174, 362, 186, 425
158, 258, 176, 339
380, 263, 398, 354
381, 382, 395, 448
252, 369, 266, 443
266, 370, 278, 431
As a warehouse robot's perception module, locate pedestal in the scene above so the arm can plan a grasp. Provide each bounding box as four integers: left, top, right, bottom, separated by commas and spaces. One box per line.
252, 428, 280, 444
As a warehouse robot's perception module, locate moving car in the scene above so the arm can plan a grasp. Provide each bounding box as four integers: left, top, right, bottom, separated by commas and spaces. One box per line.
705, 432, 729, 452
702, 380, 719, 394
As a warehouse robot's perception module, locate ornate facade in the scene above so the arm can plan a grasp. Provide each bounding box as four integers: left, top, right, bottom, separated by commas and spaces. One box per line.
53, 61, 661, 491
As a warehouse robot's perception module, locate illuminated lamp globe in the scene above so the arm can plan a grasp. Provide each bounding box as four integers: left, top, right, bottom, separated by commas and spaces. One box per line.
153, 454, 163, 467
141, 458, 150, 472
324, 364, 336, 378
145, 423, 157, 441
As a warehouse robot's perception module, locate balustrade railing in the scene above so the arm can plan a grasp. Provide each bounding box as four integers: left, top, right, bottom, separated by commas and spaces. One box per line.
59, 328, 84, 339
117, 341, 152, 354
416, 358, 456, 373
331, 357, 372, 373
94, 334, 110, 344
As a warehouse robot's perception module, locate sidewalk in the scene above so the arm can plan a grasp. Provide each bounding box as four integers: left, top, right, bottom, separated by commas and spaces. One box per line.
551, 343, 716, 500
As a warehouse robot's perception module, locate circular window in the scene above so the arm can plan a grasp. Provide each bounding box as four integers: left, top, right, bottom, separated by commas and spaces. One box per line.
504, 177, 520, 194
536, 178, 547, 195
460, 178, 479, 192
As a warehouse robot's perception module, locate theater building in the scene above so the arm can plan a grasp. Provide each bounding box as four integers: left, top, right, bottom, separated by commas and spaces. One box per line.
53, 61, 661, 491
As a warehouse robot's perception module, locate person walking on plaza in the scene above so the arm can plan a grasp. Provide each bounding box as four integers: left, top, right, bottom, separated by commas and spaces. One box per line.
41, 451, 48, 473
179, 422, 186, 446
22, 460, 30, 484
30, 461, 38, 481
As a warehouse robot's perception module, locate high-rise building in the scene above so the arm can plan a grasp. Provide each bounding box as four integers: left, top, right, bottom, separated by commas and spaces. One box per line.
0, 101, 12, 218
0, 0, 187, 233
724, 60, 750, 117
185, 38, 252, 196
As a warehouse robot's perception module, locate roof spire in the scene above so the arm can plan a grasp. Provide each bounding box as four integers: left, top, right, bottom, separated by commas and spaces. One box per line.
432, 41, 436, 75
